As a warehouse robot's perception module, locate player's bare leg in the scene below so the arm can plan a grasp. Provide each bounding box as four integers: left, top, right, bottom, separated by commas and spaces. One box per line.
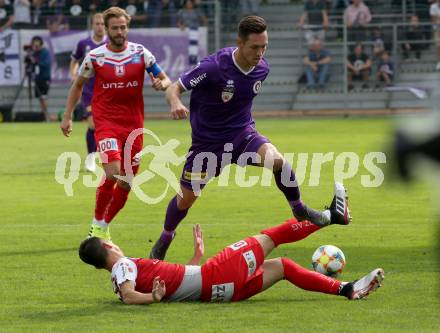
259, 257, 384, 300
256, 143, 332, 227
150, 185, 199, 259
85, 112, 97, 172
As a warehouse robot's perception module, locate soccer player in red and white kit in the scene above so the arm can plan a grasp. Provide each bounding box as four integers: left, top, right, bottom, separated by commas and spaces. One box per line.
60, 7, 171, 240
79, 220, 384, 304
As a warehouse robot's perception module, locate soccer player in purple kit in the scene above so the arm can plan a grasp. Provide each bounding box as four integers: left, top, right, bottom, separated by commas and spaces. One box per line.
69, 13, 106, 172
149, 16, 351, 260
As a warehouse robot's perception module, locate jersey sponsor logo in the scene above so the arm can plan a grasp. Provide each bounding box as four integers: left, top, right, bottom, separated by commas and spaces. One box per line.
228, 240, 248, 251
211, 283, 234, 302
189, 72, 207, 88
132, 54, 141, 64
98, 138, 118, 152
96, 53, 105, 67
102, 80, 139, 89
221, 80, 234, 103
253, 80, 262, 94
242, 250, 257, 276
115, 65, 125, 77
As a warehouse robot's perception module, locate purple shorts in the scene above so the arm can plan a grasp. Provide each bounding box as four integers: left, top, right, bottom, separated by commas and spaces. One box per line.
180, 126, 270, 192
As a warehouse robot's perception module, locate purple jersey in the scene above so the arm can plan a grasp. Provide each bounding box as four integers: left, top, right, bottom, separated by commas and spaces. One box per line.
179, 47, 270, 143
71, 36, 106, 106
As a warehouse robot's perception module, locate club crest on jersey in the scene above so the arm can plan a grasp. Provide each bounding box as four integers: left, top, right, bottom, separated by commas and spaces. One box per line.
221, 80, 234, 103
253, 80, 262, 94
115, 65, 125, 77
132, 54, 141, 64
96, 53, 105, 67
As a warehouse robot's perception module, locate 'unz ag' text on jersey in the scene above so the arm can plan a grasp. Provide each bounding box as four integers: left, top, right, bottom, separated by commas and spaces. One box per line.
78, 42, 159, 133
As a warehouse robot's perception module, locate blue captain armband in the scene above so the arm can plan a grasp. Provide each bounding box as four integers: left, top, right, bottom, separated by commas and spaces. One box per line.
146, 63, 162, 77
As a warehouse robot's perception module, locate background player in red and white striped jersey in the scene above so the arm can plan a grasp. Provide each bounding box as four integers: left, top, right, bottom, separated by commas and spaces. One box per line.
79, 221, 384, 304
60, 7, 171, 240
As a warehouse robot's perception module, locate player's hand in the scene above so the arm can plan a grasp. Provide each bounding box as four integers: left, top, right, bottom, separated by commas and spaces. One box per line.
149, 72, 165, 91
60, 116, 73, 137
152, 276, 166, 302
193, 224, 204, 259
170, 102, 189, 120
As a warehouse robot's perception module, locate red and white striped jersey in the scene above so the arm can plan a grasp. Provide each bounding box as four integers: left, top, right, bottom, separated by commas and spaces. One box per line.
78, 41, 157, 133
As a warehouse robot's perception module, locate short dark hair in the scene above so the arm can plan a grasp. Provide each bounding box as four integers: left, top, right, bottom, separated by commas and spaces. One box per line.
78, 237, 108, 269
238, 16, 267, 41
31, 36, 43, 45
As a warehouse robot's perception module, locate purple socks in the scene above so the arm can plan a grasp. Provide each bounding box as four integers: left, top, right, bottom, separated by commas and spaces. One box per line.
273, 165, 305, 215
160, 196, 189, 244
86, 128, 96, 154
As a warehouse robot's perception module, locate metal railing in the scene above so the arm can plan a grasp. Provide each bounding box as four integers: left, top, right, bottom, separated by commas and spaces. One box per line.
296, 21, 437, 94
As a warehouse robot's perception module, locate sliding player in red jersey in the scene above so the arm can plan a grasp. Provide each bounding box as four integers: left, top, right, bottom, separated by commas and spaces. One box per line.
60, 7, 171, 240
79, 219, 384, 304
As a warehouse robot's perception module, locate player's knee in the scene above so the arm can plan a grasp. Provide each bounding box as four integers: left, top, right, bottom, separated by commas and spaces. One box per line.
176, 192, 197, 210
272, 157, 285, 172
116, 179, 131, 191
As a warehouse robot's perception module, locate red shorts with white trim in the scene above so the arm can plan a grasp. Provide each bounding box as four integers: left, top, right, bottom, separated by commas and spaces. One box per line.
95, 127, 143, 174
201, 237, 265, 302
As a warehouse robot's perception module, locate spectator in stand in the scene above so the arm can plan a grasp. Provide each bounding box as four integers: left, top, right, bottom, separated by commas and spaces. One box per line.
240, 0, 260, 16
46, 0, 70, 33
430, 0, 440, 70
346, 42, 372, 90
303, 38, 332, 90
66, 0, 89, 29
370, 27, 385, 59
88, 0, 105, 14
298, 0, 329, 45
344, 0, 372, 43
177, 0, 207, 30
402, 14, 426, 61
124, 0, 148, 27
148, 0, 180, 27
0, 0, 14, 33
13, 0, 32, 29
220, 0, 238, 27
177, 0, 207, 65
31, 0, 44, 27
376, 51, 394, 87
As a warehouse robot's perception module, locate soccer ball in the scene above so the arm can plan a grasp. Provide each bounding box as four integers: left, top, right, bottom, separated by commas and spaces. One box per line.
312, 245, 346, 277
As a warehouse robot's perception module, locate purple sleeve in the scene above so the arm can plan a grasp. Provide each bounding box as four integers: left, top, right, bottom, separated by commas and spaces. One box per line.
178, 58, 216, 91
71, 40, 84, 61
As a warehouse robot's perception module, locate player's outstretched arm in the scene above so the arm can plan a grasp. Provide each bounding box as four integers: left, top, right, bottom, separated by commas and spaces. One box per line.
188, 224, 204, 265
119, 277, 166, 305
149, 72, 171, 91
60, 76, 87, 137
68, 59, 79, 82
166, 81, 189, 120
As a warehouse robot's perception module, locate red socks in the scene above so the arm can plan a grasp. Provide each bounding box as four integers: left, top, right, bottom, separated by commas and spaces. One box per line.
94, 177, 130, 223
103, 185, 130, 223
261, 218, 320, 247
281, 258, 341, 295
95, 177, 116, 220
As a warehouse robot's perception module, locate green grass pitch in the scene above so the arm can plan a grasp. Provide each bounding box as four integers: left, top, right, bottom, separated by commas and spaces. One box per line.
0, 118, 439, 332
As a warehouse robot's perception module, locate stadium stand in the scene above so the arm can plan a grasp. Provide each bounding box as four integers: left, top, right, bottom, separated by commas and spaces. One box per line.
7, 0, 439, 119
